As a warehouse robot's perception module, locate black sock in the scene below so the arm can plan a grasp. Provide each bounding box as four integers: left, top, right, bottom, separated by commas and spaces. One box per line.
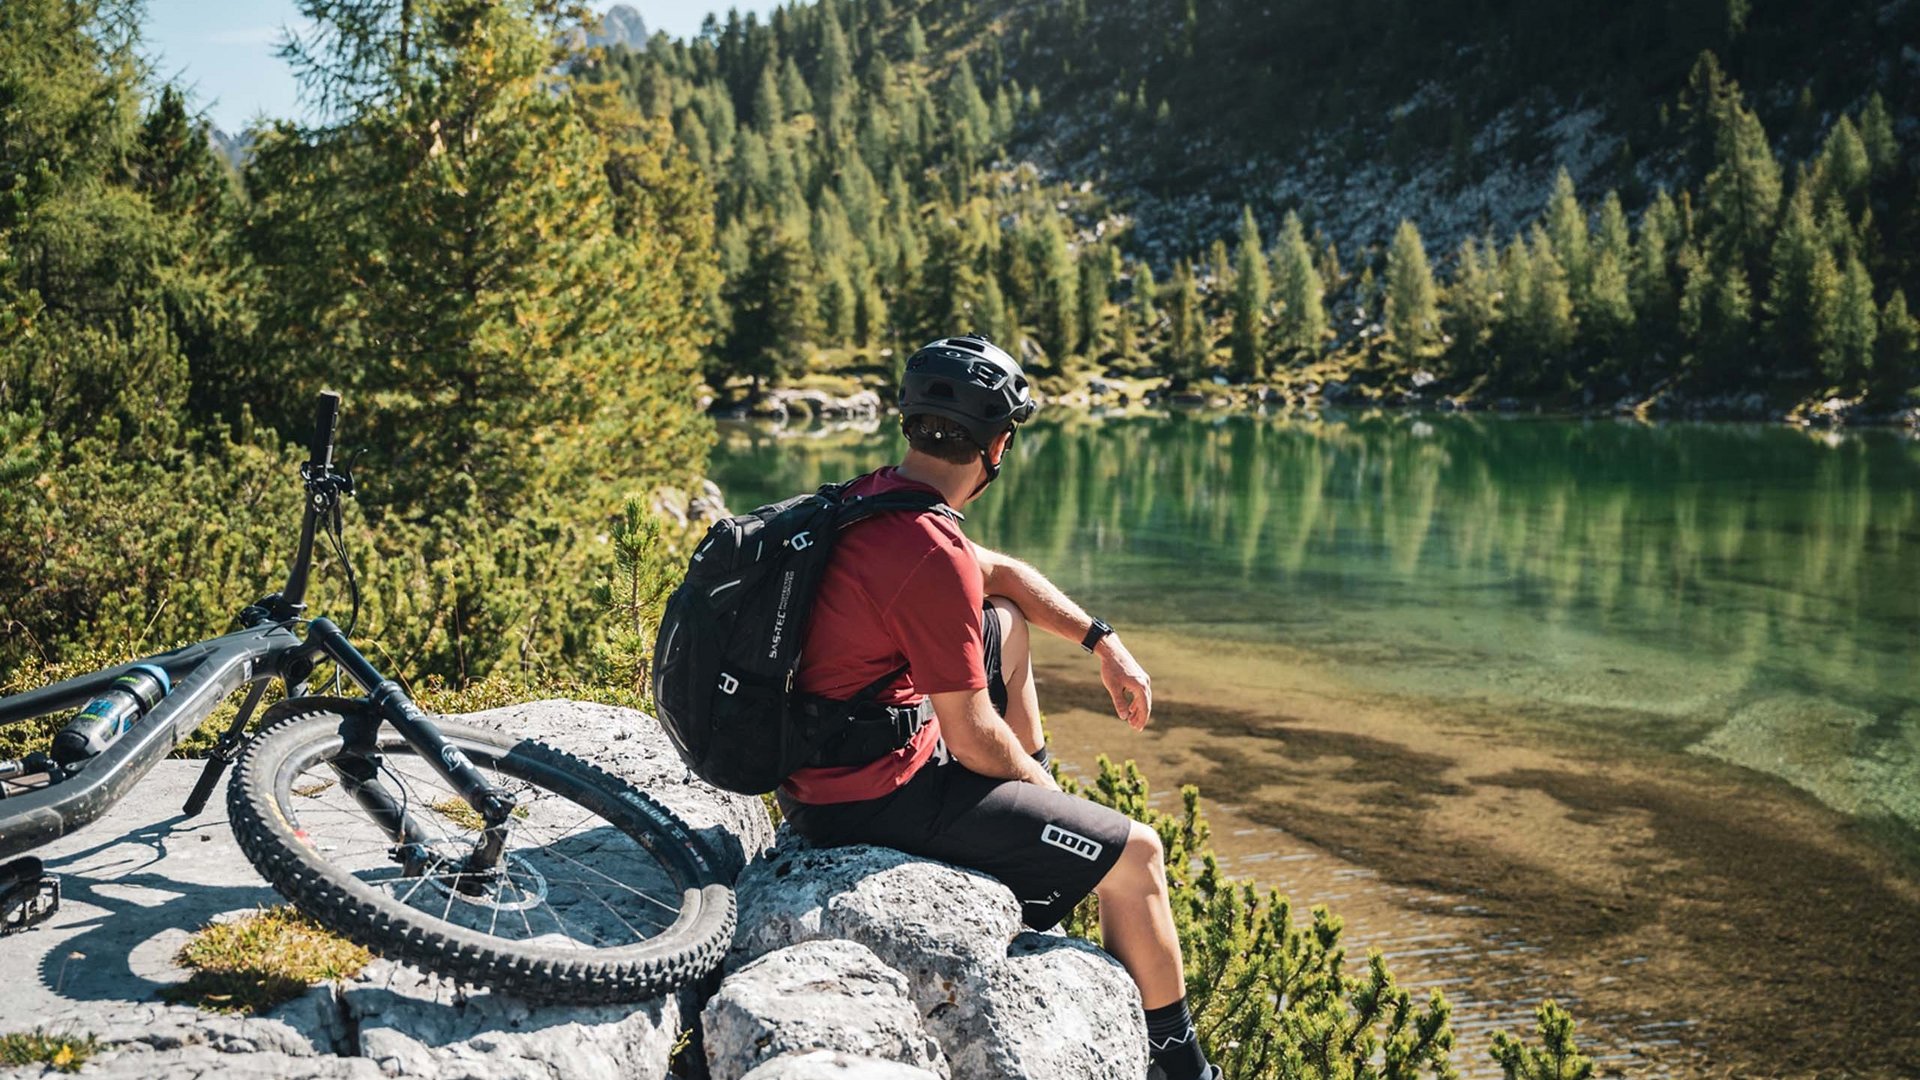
1030, 744, 1052, 767
1144, 998, 1209, 1080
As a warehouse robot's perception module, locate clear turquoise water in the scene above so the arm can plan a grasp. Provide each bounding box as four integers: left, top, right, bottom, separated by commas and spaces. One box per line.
710, 412, 1920, 842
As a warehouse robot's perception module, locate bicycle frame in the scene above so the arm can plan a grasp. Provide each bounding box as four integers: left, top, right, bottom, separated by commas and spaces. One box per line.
0, 392, 515, 873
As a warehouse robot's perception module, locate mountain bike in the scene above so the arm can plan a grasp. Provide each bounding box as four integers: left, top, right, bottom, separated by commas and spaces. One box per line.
0, 393, 733, 1002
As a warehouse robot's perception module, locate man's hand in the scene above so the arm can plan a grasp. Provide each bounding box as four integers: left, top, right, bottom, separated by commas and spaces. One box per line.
930, 687, 1060, 789
1097, 636, 1152, 731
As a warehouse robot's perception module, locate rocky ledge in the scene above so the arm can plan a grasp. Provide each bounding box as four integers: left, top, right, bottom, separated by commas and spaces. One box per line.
0, 703, 1142, 1079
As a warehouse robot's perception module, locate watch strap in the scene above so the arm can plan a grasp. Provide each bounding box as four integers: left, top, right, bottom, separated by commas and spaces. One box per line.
1080, 618, 1113, 653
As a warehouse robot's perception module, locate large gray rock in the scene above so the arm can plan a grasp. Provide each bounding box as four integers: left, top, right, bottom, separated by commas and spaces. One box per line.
703, 940, 945, 1080
729, 831, 1147, 1079
741, 1051, 944, 1079
0, 702, 767, 1080
460, 699, 776, 880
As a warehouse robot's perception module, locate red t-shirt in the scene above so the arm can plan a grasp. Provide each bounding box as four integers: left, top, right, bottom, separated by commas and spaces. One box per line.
781, 467, 985, 805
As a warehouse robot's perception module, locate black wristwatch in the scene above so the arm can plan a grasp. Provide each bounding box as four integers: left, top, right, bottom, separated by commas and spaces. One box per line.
1081, 617, 1114, 653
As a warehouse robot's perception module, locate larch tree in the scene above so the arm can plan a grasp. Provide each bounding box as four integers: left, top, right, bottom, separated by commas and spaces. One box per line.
1544, 169, 1592, 301
248, 0, 715, 518
1272, 211, 1327, 365
1384, 219, 1439, 362
1230, 206, 1270, 380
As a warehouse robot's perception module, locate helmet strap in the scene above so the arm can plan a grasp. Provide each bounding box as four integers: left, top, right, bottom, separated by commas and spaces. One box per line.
967, 427, 1015, 500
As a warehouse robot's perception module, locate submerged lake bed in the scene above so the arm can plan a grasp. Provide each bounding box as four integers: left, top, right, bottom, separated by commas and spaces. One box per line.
712, 411, 1920, 1077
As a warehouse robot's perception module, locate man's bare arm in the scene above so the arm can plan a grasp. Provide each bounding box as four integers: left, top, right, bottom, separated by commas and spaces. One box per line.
973, 546, 1154, 730
929, 687, 1059, 789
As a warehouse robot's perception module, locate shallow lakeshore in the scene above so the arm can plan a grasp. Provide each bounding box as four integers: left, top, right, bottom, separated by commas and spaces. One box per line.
713, 411, 1920, 1079
1032, 626, 1920, 1079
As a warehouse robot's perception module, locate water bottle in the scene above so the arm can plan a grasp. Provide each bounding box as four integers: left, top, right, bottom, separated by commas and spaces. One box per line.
51, 665, 171, 768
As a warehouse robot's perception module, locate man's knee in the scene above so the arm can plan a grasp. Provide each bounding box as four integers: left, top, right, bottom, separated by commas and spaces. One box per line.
985, 595, 1030, 657
1098, 821, 1168, 897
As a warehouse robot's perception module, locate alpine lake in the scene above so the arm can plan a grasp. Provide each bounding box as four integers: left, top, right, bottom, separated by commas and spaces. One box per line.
710, 410, 1920, 1079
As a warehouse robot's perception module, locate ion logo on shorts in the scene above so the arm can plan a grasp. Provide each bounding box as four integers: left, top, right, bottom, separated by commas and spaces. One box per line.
1040, 823, 1103, 861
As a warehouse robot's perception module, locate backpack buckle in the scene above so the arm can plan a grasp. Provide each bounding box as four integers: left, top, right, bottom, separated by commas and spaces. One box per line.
788, 531, 813, 551
717, 672, 739, 695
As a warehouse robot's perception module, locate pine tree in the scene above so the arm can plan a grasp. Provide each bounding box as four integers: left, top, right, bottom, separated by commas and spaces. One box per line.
1494, 237, 1536, 383
1832, 255, 1878, 385
1544, 169, 1592, 300
1858, 94, 1898, 180
250, 0, 715, 516
779, 55, 812, 117
946, 55, 992, 174
1817, 116, 1871, 211
1272, 211, 1328, 365
722, 222, 816, 392
980, 272, 1012, 346
1631, 189, 1682, 353
1443, 235, 1500, 376
856, 274, 889, 347
1764, 183, 1825, 368
1679, 243, 1753, 383
1031, 216, 1079, 366
751, 59, 783, 131
1230, 207, 1270, 380
903, 14, 927, 60
1208, 237, 1233, 295
820, 265, 858, 343
1167, 259, 1206, 383
1078, 245, 1113, 361
1384, 220, 1438, 362
1876, 289, 1919, 395
1133, 260, 1159, 332
1700, 79, 1782, 273
814, 9, 854, 138
1523, 226, 1578, 370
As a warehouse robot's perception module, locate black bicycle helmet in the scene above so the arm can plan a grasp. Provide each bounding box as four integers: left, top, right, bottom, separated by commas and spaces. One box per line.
898, 334, 1038, 450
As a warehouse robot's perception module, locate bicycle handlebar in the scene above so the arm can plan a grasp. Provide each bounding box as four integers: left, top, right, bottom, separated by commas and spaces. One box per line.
309, 391, 340, 471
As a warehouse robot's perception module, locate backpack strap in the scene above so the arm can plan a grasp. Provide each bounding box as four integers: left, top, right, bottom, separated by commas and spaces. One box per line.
836, 489, 962, 527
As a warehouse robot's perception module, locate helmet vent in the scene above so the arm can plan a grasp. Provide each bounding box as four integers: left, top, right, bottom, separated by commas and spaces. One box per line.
926, 383, 956, 399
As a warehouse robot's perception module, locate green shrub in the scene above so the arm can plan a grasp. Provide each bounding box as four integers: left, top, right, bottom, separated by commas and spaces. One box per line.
1490, 1001, 1594, 1080
1060, 755, 1458, 1079
0, 1030, 99, 1073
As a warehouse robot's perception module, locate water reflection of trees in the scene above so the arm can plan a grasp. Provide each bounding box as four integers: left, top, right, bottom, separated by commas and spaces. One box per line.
712, 415, 1920, 702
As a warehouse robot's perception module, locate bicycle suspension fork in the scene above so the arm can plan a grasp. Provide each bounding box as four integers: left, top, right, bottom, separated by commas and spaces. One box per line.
307, 618, 517, 879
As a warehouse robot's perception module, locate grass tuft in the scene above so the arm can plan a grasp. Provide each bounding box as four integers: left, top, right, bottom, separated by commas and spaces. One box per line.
428, 797, 529, 830
162, 905, 372, 1015
0, 1030, 100, 1073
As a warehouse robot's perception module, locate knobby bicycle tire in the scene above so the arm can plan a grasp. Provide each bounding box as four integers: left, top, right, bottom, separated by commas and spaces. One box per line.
227, 698, 734, 1002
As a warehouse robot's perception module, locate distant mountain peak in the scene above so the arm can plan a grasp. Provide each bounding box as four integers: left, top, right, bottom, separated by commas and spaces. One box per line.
589, 5, 648, 50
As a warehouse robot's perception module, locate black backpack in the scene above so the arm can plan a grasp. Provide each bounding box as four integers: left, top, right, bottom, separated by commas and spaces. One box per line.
649, 480, 958, 795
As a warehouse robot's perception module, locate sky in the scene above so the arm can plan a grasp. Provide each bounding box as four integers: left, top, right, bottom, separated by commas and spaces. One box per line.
139, 1, 774, 133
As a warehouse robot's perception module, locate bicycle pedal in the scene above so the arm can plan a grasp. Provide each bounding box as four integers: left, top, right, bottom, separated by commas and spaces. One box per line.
0, 857, 61, 935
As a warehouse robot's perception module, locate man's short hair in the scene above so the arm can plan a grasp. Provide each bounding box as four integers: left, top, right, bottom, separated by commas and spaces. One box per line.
903, 413, 985, 465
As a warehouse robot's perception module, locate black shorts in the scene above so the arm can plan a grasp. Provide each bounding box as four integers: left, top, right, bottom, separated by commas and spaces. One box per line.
778, 760, 1132, 931
980, 598, 1009, 716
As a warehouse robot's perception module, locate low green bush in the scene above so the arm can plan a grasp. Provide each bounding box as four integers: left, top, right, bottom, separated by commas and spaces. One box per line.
0, 1030, 99, 1073
1061, 755, 1458, 1079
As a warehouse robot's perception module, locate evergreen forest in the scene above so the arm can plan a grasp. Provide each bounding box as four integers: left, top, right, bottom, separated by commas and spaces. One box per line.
593, 0, 1920, 414
3, 1, 1915, 1073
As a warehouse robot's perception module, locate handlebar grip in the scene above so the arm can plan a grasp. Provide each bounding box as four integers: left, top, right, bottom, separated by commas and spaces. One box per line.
309, 391, 341, 469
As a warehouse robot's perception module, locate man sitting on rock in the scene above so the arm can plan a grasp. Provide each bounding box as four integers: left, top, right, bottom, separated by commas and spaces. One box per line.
777, 334, 1220, 1080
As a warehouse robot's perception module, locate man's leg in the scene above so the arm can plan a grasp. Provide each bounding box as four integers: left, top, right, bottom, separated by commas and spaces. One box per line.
987, 596, 1213, 1078
985, 595, 1043, 753
1097, 824, 1213, 1079
1094, 821, 1184, 1006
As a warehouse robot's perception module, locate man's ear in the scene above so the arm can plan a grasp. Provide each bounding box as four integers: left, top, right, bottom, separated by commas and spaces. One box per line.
987, 428, 1014, 466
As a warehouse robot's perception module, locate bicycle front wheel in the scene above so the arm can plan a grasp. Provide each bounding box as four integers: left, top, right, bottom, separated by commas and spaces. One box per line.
227, 699, 734, 1002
